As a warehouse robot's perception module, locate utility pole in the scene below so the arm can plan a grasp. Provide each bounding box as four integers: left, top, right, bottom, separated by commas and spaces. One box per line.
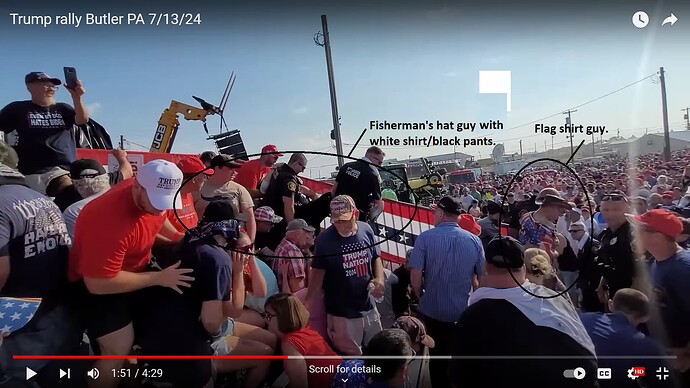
660, 67, 671, 162
682, 107, 690, 130
519, 140, 523, 157
551, 136, 554, 151
316, 15, 344, 168
563, 109, 577, 155
119, 135, 124, 149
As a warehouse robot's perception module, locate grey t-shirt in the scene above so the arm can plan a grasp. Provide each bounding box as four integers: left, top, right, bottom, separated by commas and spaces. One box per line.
63, 190, 107, 238
0, 184, 71, 298
378, 268, 399, 329
477, 216, 499, 244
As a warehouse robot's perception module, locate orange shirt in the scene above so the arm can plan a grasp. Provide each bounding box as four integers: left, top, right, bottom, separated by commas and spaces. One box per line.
69, 178, 166, 281
233, 159, 269, 191
283, 326, 341, 387
166, 192, 198, 234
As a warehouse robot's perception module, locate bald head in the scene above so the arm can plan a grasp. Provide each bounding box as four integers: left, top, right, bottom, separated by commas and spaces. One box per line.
611, 288, 650, 322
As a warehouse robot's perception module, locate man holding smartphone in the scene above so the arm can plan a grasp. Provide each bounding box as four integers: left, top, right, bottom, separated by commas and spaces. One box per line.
0, 71, 89, 195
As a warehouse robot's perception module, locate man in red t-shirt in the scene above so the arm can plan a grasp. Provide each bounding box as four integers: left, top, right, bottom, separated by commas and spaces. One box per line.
234, 144, 282, 198
69, 159, 195, 388
159, 156, 214, 240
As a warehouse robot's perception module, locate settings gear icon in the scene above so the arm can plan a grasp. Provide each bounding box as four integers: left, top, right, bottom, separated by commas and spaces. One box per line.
627, 368, 638, 380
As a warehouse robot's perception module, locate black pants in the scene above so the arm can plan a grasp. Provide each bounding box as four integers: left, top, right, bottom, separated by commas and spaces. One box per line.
419, 314, 456, 388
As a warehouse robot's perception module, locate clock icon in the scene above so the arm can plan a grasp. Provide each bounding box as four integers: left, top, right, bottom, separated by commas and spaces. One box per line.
632, 11, 649, 28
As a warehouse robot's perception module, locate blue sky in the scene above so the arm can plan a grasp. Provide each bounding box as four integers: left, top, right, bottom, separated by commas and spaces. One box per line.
1, 1, 689, 178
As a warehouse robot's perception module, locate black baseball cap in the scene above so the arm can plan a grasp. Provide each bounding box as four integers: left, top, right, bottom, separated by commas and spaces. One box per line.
485, 236, 525, 269
25, 72, 61, 85
70, 159, 106, 179
485, 200, 505, 215
210, 154, 242, 169
436, 196, 463, 215
202, 200, 236, 223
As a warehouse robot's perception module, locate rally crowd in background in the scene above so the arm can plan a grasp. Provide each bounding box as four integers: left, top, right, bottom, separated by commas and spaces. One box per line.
0, 72, 689, 388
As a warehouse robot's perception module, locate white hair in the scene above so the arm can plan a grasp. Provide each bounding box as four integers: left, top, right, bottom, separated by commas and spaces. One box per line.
73, 174, 110, 198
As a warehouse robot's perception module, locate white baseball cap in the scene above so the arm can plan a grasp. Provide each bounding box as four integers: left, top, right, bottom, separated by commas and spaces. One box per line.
136, 159, 183, 211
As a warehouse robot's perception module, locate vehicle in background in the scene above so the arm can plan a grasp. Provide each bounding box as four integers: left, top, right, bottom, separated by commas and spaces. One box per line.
380, 157, 447, 207
447, 169, 477, 185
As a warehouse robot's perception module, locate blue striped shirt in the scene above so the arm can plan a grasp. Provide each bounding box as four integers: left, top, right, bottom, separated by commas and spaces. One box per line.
409, 221, 485, 322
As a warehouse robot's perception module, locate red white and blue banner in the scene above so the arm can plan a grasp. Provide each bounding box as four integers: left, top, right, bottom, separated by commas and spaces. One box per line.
0, 297, 41, 336
75, 149, 437, 265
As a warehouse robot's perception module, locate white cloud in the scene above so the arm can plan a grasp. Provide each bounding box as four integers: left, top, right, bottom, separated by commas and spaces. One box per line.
86, 102, 102, 115
293, 106, 308, 115
444, 71, 458, 78
294, 135, 329, 152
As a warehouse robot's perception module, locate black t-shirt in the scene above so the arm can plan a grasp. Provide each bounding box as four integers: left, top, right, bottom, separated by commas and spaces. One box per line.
135, 237, 231, 353
259, 164, 299, 218
0, 101, 77, 175
53, 185, 82, 212
557, 241, 579, 272
334, 160, 381, 215
451, 299, 599, 388
597, 222, 636, 296
391, 266, 412, 318
312, 222, 380, 318
0, 184, 71, 301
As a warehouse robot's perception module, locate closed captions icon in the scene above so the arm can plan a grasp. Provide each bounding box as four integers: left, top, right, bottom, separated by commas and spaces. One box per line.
632, 11, 649, 28
597, 368, 612, 379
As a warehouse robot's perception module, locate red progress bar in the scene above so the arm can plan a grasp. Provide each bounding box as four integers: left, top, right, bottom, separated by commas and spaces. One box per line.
13, 355, 288, 360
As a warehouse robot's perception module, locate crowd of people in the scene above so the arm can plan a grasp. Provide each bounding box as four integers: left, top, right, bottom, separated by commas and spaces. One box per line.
0, 71, 689, 388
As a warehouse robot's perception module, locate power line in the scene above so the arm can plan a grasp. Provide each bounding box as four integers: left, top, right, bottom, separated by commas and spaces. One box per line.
122, 138, 149, 150
342, 73, 661, 154
471, 72, 659, 141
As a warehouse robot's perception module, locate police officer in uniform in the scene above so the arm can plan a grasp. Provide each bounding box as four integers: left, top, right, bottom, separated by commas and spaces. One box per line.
259, 153, 307, 251
595, 191, 637, 310
331, 146, 385, 222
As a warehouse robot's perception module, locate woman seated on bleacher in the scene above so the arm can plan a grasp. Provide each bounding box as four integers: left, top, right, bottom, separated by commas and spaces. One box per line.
210, 229, 278, 387
264, 293, 341, 387
239, 251, 280, 328
136, 220, 271, 386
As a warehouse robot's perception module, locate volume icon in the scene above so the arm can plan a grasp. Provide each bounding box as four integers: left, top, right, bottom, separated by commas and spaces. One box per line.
87, 368, 100, 379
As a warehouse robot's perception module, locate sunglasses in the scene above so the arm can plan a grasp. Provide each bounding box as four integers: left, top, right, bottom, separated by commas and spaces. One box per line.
262, 311, 277, 321
601, 194, 627, 202
237, 243, 254, 253
569, 229, 585, 233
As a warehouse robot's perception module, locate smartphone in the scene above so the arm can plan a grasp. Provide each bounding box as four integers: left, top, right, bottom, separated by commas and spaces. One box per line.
63, 67, 77, 89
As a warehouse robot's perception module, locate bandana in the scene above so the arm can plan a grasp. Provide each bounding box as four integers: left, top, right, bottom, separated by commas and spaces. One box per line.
188, 220, 241, 244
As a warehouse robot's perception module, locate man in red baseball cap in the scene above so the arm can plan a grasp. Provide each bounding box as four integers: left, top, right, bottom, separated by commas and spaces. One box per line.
627, 208, 690, 380
234, 144, 283, 199
159, 156, 214, 240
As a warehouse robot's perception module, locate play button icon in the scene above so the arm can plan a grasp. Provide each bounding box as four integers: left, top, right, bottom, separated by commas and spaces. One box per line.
25, 367, 37, 380
564, 367, 587, 380
573, 367, 586, 380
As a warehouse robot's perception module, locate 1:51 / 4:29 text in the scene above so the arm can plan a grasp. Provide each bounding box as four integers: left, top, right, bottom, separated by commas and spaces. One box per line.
112, 368, 163, 378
